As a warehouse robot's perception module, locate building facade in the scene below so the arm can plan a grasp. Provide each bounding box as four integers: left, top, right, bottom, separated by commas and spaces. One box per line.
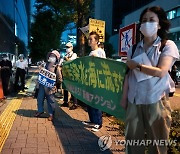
94, 0, 113, 36
0, 0, 31, 57
109, 0, 180, 56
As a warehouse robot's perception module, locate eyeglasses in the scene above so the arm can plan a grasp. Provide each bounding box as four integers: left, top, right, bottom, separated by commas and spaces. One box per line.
66, 46, 71, 48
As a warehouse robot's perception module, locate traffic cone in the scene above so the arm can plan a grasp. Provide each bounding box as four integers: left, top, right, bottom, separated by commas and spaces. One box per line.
0, 79, 4, 100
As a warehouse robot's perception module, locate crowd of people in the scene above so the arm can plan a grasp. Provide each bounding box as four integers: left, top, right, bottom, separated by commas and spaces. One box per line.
0, 53, 29, 97
0, 6, 179, 154
33, 31, 106, 133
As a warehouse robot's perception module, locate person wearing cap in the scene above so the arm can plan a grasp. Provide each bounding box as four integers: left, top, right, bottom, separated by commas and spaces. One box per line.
34, 50, 62, 121
14, 54, 28, 92
0, 54, 12, 96
61, 42, 78, 110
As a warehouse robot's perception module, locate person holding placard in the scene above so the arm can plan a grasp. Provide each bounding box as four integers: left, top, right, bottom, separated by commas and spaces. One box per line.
34, 50, 62, 121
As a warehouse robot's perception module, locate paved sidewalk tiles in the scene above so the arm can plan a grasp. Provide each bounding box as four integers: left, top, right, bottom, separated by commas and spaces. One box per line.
1, 97, 125, 154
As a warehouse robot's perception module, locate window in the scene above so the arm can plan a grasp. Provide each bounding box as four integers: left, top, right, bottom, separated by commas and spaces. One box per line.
167, 7, 180, 19
177, 7, 180, 17
168, 31, 180, 41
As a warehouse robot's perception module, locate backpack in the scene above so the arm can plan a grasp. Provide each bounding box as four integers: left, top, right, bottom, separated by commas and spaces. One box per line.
131, 40, 175, 97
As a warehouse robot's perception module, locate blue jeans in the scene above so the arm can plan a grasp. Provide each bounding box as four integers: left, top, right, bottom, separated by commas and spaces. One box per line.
37, 84, 55, 115
87, 106, 102, 125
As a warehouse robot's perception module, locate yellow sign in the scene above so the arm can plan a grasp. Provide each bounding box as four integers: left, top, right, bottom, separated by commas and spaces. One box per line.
89, 18, 105, 42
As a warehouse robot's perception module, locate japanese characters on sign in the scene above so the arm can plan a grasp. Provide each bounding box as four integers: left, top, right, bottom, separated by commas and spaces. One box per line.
63, 61, 124, 93
62, 56, 126, 120
119, 23, 136, 56
38, 68, 56, 88
89, 18, 105, 42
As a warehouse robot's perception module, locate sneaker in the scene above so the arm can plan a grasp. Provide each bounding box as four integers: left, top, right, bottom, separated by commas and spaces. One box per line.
61, 102, 69, 107
82, 120, 93, 126
69, 105, 77, 110
91, 125, 102, 132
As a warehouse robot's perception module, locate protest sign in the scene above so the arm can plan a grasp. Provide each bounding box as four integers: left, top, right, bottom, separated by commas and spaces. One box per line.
62, 56, 127, 120
38, 68, 56, 88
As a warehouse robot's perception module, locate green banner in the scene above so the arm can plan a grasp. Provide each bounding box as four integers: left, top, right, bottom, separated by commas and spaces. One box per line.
62, 56, 127, 120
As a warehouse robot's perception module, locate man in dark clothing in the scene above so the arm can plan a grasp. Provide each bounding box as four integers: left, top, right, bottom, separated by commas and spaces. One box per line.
170, 64, 178, 86
0, 54, 12, 96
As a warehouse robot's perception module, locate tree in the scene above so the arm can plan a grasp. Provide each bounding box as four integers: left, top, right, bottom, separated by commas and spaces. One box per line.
30, 0, 76, 61
30, 10, 62, 61
74, 0, 92, 56
30, 0, 93, 61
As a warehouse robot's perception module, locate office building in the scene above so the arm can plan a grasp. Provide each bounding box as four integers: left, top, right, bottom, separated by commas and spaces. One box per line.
0, 0, 31, 57
109, 0, 180, 55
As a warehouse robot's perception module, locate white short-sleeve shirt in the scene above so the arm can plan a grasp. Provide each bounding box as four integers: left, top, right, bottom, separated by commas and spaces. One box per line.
127, 37, 179, 104
16, 59, 28, 70
89, 48, 106, 58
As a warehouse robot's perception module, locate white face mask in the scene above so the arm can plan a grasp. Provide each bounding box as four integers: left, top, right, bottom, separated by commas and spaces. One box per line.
3, 57, 8, 61
66, 48, 72, 53
140, 22, 158, 37
48, 57, 56, 63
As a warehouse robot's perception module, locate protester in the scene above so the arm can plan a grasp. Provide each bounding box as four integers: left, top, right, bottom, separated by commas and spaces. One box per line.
34, 50, 62, 121
14, 54, 28, 92
170, 64, 178, 86
61, 42, 78, 110
124, 6, 179, 154
0, 54, 12, 96
82, 31, 106, 132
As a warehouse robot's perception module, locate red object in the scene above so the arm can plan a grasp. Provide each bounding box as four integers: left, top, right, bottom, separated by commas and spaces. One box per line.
0, 79, 4, 100
119, 23, 136, 56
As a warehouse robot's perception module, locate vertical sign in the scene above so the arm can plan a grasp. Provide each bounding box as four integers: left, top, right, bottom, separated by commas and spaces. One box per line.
89, 18, 105, 42
119, 23, 136, 56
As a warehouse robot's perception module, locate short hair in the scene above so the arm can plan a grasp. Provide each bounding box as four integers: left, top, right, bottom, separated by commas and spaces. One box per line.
139, 6, 170, 40
89, 31, 99, 42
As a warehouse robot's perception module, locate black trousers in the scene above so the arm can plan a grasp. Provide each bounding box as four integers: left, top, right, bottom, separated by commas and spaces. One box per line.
15, 68, 26, 91
63, 89, 77, 105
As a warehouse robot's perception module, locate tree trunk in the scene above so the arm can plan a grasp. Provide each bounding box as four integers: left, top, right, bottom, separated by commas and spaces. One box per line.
76, 0, 86, 57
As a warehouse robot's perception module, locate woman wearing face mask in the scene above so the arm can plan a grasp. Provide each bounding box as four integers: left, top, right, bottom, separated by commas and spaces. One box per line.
34, 50, 62, 121
124, 6, 179, 154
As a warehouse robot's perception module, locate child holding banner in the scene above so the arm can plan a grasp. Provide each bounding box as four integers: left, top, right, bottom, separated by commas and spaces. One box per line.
34, 50, 62, 121
82, 31, 106, 132
125, 6, 179, 154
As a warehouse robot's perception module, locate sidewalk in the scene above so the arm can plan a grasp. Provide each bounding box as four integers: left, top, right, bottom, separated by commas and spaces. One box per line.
1, 66, 179, 154
1, 75, 125, 154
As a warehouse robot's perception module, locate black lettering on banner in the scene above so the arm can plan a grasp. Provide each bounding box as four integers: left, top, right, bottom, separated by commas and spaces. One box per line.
40, 69, 56, 80
99, 35, 104, 39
